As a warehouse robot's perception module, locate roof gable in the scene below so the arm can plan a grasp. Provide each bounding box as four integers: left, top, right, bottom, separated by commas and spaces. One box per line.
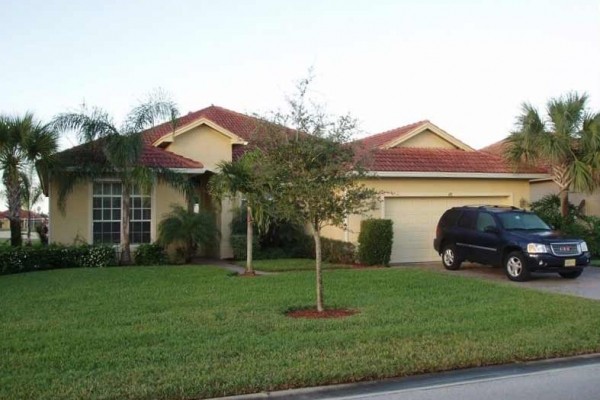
152, 117, 248, 148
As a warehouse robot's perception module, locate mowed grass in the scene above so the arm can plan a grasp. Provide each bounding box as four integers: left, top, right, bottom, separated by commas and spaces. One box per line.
242, 257, 353, 272
2, 267, 600, 399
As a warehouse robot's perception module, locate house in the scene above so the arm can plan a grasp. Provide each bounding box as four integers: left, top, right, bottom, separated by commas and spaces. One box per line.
480, 139, 600, 217
0, 209, 47, 231
44, 106, 547, 262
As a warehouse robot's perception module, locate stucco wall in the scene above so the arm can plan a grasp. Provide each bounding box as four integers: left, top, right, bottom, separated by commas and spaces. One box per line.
49, 179, 91, 244
166, 125, 232, 170
398, 130, 457, 149
321, 177, 531, 244
530, 180, 600, 217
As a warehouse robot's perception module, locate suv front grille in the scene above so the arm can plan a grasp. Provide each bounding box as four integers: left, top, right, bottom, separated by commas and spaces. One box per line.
550, 243, 581, 256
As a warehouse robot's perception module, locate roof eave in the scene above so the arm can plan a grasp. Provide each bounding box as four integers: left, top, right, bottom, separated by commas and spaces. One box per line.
366, 171, 550, 179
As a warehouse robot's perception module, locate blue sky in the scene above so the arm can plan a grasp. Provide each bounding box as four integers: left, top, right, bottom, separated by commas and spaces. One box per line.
2, 0, 599, 152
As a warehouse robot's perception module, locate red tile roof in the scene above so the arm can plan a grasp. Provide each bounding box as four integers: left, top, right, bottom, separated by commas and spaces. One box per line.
55, 140, 202, 169
143, 105, 264, 145
356, 120, 430, 149
479, 139, 508, 156
0, 209, 47, 219
368, 147, 546, 174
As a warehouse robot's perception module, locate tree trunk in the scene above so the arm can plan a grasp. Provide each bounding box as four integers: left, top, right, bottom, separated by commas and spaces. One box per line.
27, 209, 32, 244
7, 175, 22, 247
313, 227, 324, 312
246, 205, 254, 274
120, 185, 132, 264
559, 189, 569, 218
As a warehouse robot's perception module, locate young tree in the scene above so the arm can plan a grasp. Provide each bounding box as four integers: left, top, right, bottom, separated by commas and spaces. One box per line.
52, 93, 187, 263
209, 151, 270, 275
0, 113, 58, 246
260, 78, 378, 312
505, 92, 600, 217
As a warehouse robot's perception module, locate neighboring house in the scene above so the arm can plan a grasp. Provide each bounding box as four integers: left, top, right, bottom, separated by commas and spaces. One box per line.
42, 106, 546, 263
480, 139, 600, 217
0, 209, 47, 231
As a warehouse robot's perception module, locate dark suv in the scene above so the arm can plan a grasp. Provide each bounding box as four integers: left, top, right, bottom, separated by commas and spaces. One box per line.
433, 205, 590, 281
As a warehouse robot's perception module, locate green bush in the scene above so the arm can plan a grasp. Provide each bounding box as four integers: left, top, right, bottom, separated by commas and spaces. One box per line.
358, 219, 393, 266
320, 237, 356, 264
230, 234, 260, 260
134, 243, 168, 265
0, 244, 117, 275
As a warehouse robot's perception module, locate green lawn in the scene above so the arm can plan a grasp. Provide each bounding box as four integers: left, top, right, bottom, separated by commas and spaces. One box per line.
241, 257, 354, 272
2, 266, 600, 399
590, 258, 600, 267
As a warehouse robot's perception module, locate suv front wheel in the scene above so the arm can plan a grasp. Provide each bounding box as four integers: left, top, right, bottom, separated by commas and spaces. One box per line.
442, 245, 461, 270
505, 251, 531, 282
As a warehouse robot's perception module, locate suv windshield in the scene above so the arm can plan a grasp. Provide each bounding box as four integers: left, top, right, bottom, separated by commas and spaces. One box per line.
497, 212, 551, 231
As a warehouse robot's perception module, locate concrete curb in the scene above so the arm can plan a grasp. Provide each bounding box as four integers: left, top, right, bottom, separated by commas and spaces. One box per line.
210, 353, 600, 399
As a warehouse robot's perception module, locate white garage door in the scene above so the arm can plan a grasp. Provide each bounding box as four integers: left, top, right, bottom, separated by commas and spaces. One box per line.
384, 196, 511, 263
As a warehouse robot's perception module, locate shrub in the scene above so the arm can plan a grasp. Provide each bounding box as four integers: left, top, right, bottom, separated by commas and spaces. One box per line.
0, 244, 117, 275
134, 243, 168, 265
230, 234, 260, 260
320, 237, 356, 264
358, 219, 393, 266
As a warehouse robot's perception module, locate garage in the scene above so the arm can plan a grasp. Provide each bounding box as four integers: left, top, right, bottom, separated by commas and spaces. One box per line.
384, 196, 511, 263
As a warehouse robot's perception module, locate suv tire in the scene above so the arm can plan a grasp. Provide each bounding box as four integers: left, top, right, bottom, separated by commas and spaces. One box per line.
504, 251, 531, 282
559, 270, 582, 279
442, 245, 461, 270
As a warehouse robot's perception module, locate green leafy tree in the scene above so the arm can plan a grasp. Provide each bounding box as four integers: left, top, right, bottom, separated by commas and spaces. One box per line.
157, 205, 219, 263
0, 113, 57, 246
260, 77, 378, 312
209, 151, 270, 275
51, 93, 189, 264
506, 92, 600, 217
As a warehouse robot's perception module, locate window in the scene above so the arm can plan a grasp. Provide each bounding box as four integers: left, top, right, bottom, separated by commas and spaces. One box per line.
92, 182, 151, 245
457, 210, 476, 229
476, 212, 497, 232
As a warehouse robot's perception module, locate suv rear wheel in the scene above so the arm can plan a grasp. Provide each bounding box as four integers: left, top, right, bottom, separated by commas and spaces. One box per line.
559, 270, 582, 279
442, 245, 461, 270
505, 251, 531, 282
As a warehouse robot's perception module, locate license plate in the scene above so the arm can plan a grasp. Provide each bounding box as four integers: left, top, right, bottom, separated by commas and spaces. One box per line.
565, 259, 576, 267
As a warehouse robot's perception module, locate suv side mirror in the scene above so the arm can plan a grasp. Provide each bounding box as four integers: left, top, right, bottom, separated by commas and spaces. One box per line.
484, 226, 500, 234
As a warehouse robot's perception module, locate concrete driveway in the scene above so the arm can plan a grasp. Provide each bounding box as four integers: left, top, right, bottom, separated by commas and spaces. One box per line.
411, 261, 600, 300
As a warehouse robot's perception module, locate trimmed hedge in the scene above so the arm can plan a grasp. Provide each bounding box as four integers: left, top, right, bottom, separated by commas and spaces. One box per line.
320, 237, 356, 264
358, 219, 393, 266
230, 234, 260, 260
134, 243, 168, 265
0, 244, 118, 275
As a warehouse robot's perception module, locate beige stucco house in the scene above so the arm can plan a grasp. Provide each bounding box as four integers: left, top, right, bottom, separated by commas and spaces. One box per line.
45, 106, 547, 263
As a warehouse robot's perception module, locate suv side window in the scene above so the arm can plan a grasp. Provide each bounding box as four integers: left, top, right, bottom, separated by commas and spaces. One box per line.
476, 212, 497, 232
457, 210, 477, 229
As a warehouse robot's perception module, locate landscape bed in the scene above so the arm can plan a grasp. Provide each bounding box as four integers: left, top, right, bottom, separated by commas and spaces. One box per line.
2, 265, 600, 399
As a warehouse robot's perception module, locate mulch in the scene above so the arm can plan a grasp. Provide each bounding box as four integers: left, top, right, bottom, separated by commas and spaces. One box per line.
285, 308, 358, 319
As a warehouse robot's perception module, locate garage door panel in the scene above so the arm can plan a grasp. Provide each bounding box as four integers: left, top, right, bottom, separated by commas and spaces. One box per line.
384, 196, 510, 263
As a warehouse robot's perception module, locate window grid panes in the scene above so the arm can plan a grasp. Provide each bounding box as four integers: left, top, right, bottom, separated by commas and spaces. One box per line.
130, 187, 151, 244
92, 182, 152, 245
92, 182, 122, 244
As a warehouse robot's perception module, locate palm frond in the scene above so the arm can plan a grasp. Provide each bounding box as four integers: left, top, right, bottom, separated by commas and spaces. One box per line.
52, 107, 119, 143
124, 90, 179, 134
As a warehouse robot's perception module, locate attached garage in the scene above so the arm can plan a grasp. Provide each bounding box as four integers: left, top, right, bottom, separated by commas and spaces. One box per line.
322, 120, 549, 263
384, 195, 511, 263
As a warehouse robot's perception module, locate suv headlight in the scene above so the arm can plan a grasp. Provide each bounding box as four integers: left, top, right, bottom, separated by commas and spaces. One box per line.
580, 241, 589, 253
527, 243, 549, 254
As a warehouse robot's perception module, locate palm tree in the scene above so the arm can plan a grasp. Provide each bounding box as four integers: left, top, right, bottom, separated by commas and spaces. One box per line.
506, 92, 600, 218
52, 93, 187, 264
157, 205, 219, 262
21, 164, 45, 244
0, 113, 58, 246
209, 151, 269, 275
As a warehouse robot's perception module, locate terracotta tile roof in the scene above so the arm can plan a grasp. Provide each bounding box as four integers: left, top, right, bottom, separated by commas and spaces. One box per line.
0, 209, 47, 219
55, 140, 203, 169
368, 147, 546, 174
479, 139, 508, 156
143, 105, 264, 145
355, 120, 430, 149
